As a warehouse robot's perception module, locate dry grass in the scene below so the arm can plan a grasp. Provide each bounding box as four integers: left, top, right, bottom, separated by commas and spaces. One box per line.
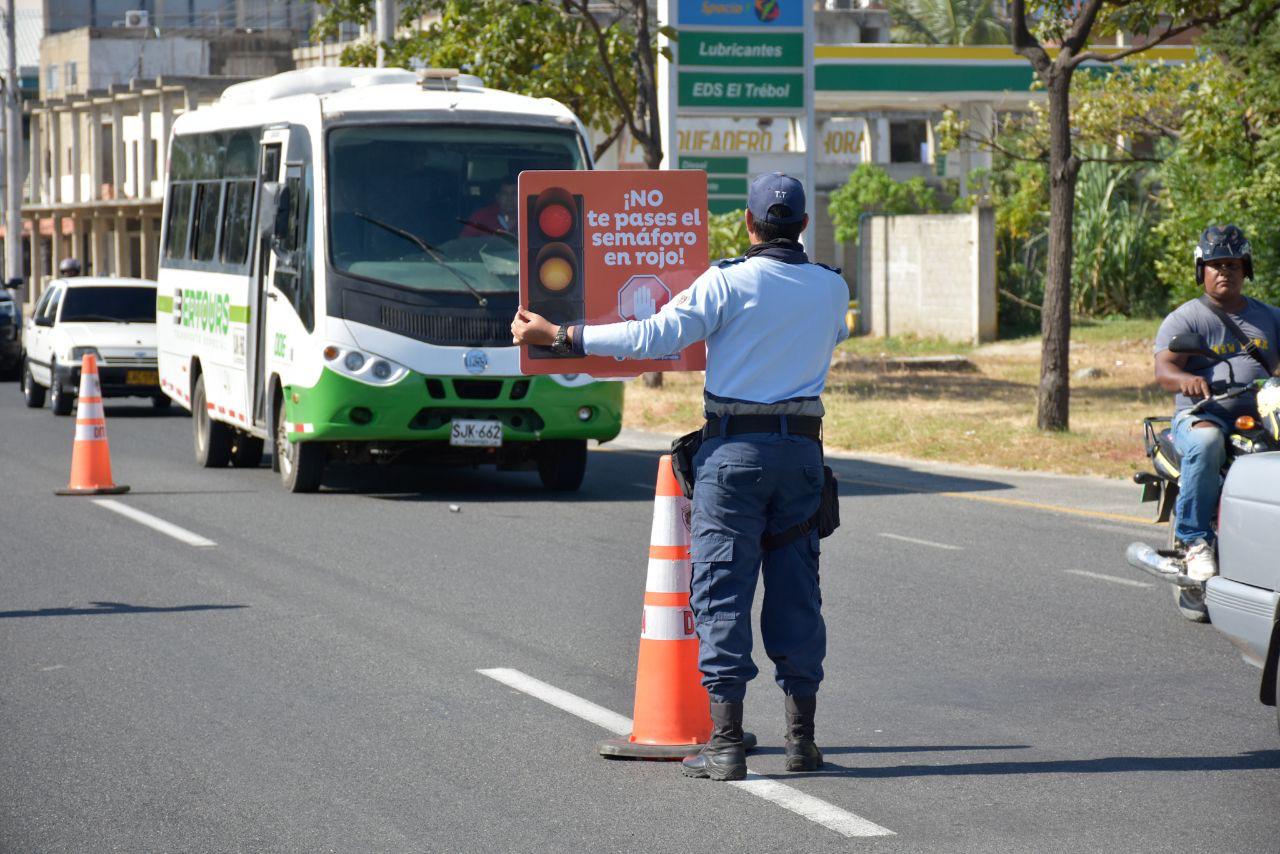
622, 319, 1166, 480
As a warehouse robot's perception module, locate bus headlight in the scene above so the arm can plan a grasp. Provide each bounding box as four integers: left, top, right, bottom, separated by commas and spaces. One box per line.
325, 344, 408, 386
549, 372, 596, 387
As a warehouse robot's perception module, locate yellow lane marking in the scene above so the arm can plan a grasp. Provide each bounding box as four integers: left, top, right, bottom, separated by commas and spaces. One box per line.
940, 491, 1155, 526
844, 478, 1155, 526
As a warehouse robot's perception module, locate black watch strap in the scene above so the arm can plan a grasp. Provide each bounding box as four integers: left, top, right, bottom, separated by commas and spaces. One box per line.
551, 324, 571, 355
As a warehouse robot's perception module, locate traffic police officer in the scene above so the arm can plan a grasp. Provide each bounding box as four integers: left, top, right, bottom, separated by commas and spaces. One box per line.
511, 173, 849, 781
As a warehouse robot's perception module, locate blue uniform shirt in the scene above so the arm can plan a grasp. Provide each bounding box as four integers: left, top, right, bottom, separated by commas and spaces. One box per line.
580, 255, 849, 405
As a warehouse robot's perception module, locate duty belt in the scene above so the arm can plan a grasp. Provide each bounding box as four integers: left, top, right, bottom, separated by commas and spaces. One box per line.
702, 414, 822, 442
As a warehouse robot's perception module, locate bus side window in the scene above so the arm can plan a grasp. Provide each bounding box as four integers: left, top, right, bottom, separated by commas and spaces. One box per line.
165, 183, 194, 259
220, 179, 255, 267
191, 181, 223, 262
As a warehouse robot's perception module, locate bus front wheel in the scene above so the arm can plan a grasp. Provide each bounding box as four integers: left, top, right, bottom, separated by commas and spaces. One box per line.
193, 374, 232, 467
275, 406, 323, 493
537, 439, 587, 492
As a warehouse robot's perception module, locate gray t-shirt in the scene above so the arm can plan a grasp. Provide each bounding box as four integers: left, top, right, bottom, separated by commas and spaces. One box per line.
1154, 296, 1280, 420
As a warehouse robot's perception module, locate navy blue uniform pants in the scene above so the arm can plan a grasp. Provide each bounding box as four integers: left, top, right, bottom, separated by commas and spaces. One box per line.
689, 430, 826, 704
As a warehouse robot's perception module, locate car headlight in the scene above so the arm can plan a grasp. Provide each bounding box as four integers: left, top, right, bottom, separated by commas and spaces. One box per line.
323, 344, 408, 386
69, 346, 100, 363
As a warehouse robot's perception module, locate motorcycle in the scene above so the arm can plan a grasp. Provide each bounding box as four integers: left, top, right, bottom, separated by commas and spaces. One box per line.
1126, 332, 1280, 621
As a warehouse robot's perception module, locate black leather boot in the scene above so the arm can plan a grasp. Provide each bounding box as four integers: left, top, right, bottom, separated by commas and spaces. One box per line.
682, 701, 748, 781
784, 694, 823, 772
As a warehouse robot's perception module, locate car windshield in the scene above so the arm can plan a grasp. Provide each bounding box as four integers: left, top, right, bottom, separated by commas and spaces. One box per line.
327, 124, 583, 294
59, 286, 156, 323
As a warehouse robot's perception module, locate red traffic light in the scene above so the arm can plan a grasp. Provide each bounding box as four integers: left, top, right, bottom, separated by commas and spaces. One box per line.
538, 203, 573, 239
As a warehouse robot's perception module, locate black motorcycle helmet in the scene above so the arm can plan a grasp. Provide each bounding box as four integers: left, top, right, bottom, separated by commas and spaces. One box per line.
58, 257, 82, 277
1195, 224, 1253, 284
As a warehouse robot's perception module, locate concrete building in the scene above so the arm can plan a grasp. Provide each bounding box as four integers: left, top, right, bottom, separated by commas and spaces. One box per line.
38, 26, 296, 99
16, 75, 244, 301
42, 0, 317, 34
0, 12, 303, 302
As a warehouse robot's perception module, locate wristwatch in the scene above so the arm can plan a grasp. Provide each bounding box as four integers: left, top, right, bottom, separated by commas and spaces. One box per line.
550, 323, 571, 355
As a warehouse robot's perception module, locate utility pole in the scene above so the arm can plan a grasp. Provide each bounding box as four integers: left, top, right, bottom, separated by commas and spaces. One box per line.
4, 0, 21, 298
374, 0, 395, 68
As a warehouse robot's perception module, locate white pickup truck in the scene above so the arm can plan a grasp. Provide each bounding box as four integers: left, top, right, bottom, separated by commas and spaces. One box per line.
1211, 452, 1280, 732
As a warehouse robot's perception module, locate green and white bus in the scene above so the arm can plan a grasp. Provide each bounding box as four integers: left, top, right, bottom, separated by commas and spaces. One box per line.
157, 68, 623, 492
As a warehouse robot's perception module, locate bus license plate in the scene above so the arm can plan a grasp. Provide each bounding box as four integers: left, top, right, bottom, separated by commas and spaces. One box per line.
450, 419, 503, 447
126, 370, 158, 385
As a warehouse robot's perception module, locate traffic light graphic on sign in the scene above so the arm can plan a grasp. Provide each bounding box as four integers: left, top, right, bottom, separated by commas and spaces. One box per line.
527, 187, 585, 359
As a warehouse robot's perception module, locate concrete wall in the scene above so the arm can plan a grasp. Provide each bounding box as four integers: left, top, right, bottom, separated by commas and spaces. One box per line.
91, 38, 211, 91
858, 206, 996, 344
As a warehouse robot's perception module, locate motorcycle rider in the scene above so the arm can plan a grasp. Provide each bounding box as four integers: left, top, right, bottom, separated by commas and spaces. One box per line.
1153, 225, 1280, 580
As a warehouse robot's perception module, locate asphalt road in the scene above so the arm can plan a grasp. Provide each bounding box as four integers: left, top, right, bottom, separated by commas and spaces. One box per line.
2, 386, 1278, 853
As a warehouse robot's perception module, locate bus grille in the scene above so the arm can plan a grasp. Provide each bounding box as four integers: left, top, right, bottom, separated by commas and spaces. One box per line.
379, 306, 511, 347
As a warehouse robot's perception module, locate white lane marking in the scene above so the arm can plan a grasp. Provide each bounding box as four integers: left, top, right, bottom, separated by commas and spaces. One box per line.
1065, 569, 1152, 588
477, 667, 894, 839
878, 532, 961, 550
92, 499, 217, 548
39, 665, 66, 672
478, 667, 631, 735
730, 772, 894, 838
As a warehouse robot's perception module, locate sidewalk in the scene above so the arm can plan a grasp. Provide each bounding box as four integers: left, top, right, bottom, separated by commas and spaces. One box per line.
601, 427, 1154, 526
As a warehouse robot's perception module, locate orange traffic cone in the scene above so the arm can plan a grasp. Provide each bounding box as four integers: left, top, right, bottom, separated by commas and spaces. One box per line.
55, 354, 129, 496
599, 455, 754, 759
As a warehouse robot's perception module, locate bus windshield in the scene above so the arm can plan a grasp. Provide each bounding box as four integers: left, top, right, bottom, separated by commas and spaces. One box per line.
327, 125, 584, 295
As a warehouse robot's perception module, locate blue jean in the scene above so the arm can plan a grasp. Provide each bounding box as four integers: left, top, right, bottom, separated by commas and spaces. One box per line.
689, 429, 826, 704
1171, 411, 1227, 544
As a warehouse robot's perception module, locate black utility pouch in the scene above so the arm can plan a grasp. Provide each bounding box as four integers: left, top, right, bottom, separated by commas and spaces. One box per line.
669, 429, 703, 500
760, 464, 840, 551
817, 465, 840, 538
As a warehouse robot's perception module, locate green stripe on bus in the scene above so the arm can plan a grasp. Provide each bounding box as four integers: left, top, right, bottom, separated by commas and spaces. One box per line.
156, 295, 174, 313
230, 305, 250, 323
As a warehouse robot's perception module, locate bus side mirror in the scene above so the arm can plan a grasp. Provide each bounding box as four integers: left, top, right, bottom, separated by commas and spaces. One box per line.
272, 184, 293, 244
258, 181, 282, 238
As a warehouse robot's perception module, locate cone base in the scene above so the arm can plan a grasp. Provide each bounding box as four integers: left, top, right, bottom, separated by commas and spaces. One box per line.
56, 484, 130, 496
598, 730, 757, 761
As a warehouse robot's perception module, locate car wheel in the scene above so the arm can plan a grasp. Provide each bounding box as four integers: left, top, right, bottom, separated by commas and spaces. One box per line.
21, 359, 45, 408
274, 403, 323, 492
192, 374, 232, 467
230, 432, 265, 468
49, 361, 73, 416
537, 439, 588, 492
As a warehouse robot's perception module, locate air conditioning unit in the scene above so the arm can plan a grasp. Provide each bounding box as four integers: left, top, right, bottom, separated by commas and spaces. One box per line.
123, 10, 149, 27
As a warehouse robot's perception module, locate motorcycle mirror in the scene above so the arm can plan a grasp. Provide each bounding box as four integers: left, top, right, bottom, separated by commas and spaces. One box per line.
1167, 333, 1220, 360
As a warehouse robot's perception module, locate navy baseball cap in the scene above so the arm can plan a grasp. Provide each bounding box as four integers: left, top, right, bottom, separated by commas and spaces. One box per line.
747, 172, 806, 225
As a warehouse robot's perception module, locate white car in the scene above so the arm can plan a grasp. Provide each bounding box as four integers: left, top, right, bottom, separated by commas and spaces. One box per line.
21, 277, 162, 416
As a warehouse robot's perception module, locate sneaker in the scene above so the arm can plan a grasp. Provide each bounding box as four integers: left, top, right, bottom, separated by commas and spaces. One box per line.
1184, 539, 1218, 582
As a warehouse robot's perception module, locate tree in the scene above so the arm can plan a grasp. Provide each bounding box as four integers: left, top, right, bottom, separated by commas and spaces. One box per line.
827, 163, 946, 243
1149, 9, 1280, 306
1006, 0, 1267, 431
312, 0, 667, 166
887, 0, 1010, 44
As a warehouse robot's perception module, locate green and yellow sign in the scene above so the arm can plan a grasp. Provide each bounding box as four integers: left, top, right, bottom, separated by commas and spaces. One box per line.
678, 31, 804, 67
678, 71, 804, 110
